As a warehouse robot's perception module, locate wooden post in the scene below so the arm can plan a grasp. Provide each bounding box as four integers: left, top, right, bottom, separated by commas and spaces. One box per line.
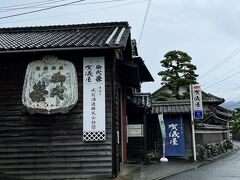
121, 88, 127, 162
143, 112, 147, 162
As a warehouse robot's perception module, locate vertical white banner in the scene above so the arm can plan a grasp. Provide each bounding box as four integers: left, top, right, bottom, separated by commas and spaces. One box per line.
192, 84, 203, 119
83, 57, 106, 141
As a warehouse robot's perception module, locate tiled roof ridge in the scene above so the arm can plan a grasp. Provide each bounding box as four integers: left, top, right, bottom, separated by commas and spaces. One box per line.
202, 91, 224, 102
0, 21, 129, 33
213, 104, 233, 113
152, 100, 190, 105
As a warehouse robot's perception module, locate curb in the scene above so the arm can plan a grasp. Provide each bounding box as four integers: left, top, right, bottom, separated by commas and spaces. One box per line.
155, 163, 200, 180
157, 147, 238, 180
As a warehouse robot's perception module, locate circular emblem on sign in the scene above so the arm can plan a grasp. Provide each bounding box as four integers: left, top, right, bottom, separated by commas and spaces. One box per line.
22, 56, 78, 114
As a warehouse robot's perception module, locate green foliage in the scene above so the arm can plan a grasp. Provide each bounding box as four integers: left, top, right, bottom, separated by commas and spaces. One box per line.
154, 92, 172, 101
196, 140, 233, 160
203, 109, 209, 120
158, 50, 198, 99
230, 108, 240, 132
175, 91, 190, 100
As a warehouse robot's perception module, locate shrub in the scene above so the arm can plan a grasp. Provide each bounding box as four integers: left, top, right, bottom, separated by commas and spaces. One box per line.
196, 140, 234, 160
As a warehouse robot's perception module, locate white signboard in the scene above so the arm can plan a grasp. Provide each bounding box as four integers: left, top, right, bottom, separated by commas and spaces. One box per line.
191, 84, 203, 119
22, 56, 78, 114
127, 124, 144, 137
83, 57, 106, 141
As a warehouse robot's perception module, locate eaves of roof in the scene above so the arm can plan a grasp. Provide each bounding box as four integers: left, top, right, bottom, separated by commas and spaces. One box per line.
132, 56, 154, 82
151, 87, 225, 105
204, 114, 228, 123
151, 100, 191, 114
195, 123, 228, 130
0, 22, 130, 53
212, 107, 232, 119
131, 93, 152, 108
216, 104, 233, 113
202, 91, 225, 104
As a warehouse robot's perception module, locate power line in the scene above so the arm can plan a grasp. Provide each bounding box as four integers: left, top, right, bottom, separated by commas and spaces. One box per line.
0, 0, 141, 17
216, 86, 240, 94
0, 0, 147, 25
226, 101, 240, 109
138, 0, 151, 47
0, 0, 69, 12
0, 0, 64, 9
55, 0, 143, 7
215, 86, 240, 96
215, 88, 240, 100
0, 0, 136, 12
204, 70, 240, 90
201, 64, 240, 90
199, 48, 240, 80
0, 0, 85, 20
217, 64, 240, 80
225, 90, 240, 99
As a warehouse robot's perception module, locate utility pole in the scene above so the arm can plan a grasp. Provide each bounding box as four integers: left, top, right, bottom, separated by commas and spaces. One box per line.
190, 84, 197, 161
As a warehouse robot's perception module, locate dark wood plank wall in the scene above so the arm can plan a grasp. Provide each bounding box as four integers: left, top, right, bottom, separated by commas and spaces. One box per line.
183, 114, 193, 158
126, 106, 145, 161
0, 51, 114, 180
146, 114, 162, 157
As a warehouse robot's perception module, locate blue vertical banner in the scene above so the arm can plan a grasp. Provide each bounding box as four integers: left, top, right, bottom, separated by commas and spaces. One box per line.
165, 115, 185, 156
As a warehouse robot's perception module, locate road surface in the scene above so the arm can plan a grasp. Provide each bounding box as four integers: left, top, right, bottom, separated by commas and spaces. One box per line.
165, 141, 240, 180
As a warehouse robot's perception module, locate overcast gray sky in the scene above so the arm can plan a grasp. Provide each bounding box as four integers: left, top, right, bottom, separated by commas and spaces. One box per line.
1, 0, 240, 102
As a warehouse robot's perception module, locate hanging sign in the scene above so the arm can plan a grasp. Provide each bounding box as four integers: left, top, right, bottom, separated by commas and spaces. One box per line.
165, 116, 185, 156
191, 84, 204, 119
22, 56, 78, 114
83, 57, 106, 141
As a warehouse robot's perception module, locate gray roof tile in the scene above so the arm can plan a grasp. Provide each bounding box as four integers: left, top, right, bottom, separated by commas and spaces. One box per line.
202, 91, 224, 104
0, 22, 130, 52
151, 100, 191, 114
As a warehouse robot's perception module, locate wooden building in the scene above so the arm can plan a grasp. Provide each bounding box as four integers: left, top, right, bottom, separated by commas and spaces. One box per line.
125, 43, 154, 162
150, 100, 193, 158
0, 22, 152, 179
138, 86, 232, 159
195, 92, 232, 145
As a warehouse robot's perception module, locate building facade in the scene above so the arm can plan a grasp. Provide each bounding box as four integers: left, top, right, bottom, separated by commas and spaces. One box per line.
0, 22, 153, 179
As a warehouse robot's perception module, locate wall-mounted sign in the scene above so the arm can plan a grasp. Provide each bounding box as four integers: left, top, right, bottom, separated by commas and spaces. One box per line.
127, 124, 144, 137
191, 84, 203, 119
22, 56, 78, 114
83, 57, 106, 141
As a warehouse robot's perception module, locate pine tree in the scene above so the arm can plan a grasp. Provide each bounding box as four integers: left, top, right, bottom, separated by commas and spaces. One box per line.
158, 50, 198, 99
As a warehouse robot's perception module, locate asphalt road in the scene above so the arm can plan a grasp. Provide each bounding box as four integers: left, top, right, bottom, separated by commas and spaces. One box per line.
165, 141, 240, 180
